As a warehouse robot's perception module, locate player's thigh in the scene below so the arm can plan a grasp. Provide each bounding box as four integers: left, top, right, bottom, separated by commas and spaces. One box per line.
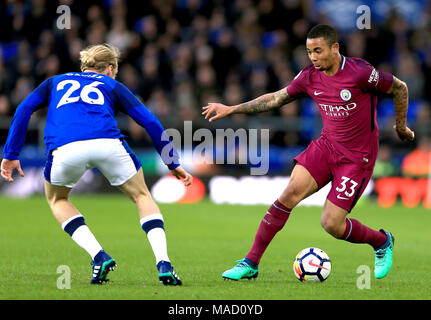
279, 140, 333, 207
44, 179, 72, 204
96, 139, 142, 187
293, 139, 333, 190
278, 164, 320, 208
44, 143, 90, 188
328, 163, 372, 213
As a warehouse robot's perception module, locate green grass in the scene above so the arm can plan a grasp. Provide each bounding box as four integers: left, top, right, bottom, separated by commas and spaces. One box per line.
1, 194, 430, 300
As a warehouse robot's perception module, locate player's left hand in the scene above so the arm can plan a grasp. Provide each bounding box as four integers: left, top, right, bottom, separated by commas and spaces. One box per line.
170, 165, 193, 187
1, 159, 25, 182
394, 125, 415, 142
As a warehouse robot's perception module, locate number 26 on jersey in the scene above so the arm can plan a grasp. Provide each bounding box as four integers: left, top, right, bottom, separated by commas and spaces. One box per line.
56, 80, 104, 108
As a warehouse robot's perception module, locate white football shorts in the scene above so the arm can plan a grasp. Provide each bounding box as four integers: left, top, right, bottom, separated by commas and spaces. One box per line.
44, 138, 141, 188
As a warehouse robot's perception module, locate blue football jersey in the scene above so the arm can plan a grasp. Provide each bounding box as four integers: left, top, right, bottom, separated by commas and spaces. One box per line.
3, 72, 180, 170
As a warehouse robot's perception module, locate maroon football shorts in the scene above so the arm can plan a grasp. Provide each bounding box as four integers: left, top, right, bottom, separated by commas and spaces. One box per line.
294, 136, 373, 213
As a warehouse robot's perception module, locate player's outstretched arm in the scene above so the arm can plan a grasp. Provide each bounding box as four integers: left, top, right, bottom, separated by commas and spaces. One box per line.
386, 76, 415, 142
202, 88, 295, 122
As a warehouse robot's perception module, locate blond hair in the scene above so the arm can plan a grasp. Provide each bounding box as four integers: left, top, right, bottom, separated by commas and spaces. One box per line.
79, 43, 120, 76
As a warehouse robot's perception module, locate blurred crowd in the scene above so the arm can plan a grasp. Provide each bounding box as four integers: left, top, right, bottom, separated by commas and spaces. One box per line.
0, 0, 430, 153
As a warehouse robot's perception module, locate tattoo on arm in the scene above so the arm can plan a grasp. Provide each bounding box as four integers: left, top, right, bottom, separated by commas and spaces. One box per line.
231, 88, 295, 114
388, 76, 409, 129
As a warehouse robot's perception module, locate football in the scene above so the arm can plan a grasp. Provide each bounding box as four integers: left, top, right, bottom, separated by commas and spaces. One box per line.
293, 247, 331, 282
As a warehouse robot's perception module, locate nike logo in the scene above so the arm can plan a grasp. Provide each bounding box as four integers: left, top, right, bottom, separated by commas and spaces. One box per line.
314, 91, 324, 95
337, 194, 350, 200
308, 259, 328, 270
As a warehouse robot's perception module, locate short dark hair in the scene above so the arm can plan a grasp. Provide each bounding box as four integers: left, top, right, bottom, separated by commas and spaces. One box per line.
307, 24, 338, 47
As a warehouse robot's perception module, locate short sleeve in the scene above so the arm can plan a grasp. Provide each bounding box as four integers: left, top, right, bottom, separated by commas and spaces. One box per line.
286, 68, 309, 98
355, 59, 393, 94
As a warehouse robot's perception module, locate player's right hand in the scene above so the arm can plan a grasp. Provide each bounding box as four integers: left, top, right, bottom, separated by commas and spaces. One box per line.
1, 159, 25, 182
170, 165, 193, 187
394, 125, 415, 142
202, 103, 233, 122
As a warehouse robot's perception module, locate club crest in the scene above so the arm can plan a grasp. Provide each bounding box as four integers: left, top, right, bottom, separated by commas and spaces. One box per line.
340, 89, 351, 101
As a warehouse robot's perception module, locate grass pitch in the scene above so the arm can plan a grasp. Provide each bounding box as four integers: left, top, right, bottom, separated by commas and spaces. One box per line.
1, 194, 430, 300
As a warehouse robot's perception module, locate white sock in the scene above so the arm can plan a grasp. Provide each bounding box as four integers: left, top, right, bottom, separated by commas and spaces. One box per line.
70, 225, 103, 260
140, 213, 170, 264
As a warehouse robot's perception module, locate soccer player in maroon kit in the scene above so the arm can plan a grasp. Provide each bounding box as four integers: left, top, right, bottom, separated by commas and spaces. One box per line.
202, 24, 414, 280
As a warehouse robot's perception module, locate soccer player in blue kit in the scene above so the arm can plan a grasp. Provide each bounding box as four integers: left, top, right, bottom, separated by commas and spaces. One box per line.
1, 44, 192, 285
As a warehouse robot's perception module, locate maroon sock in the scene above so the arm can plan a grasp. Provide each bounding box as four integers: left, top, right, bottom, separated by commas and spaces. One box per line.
246, 200, 291, 265
342, 218, 387, 249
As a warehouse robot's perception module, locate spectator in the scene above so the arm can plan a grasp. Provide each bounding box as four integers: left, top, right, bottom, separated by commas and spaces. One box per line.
0, 95, 11, 116
395, 52, 425, 99
107, 17, 132, 52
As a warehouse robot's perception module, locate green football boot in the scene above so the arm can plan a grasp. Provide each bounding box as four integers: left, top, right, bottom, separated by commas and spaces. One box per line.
222, 258, 258, 281
374, 230, 395, 279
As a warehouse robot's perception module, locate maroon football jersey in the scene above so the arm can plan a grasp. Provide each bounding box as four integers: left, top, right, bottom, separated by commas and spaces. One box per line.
287, 56, 393, 168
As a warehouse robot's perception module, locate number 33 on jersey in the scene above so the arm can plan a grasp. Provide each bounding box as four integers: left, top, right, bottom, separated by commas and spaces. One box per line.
335, 176, 358, 200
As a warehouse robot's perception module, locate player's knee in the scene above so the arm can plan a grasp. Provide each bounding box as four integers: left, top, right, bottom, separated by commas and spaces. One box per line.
280, 183, 303, 207
46, 194, 68, 209
320, 215, 344, 239
45, 187, 67, 206
129, 188, 152, 204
